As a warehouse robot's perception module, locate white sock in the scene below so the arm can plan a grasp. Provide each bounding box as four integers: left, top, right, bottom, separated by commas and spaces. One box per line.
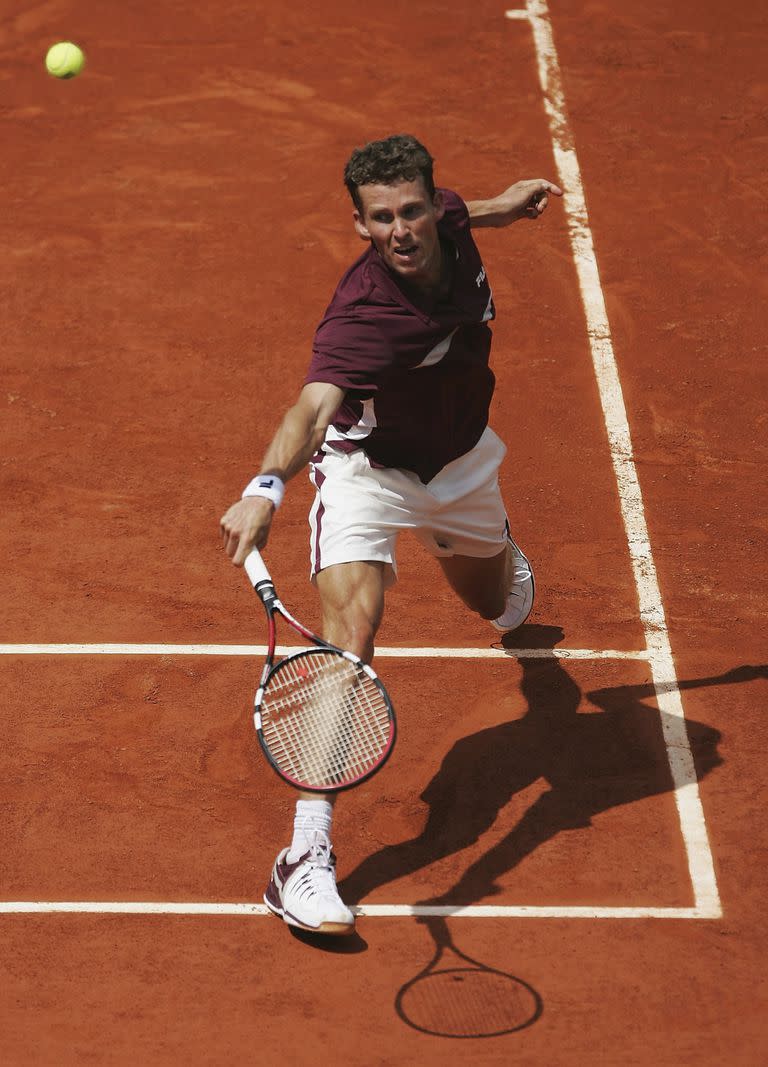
286, 799, 333, 861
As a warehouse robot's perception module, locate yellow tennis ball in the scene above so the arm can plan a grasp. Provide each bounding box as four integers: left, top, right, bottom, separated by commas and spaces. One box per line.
45, 41, 86, 80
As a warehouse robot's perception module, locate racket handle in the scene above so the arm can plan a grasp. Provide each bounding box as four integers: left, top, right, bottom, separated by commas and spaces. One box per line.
244, 549, 272, 588
244, 549, 279, 609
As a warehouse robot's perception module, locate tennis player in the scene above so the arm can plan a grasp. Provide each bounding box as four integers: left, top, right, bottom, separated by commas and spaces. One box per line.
221, 134, 562, 935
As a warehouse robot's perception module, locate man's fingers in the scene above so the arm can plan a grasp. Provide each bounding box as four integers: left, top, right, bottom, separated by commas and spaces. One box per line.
220, 498, 273, 565
221, 528, 240, 560
232, 527, 269, 566
526, 180, 563, 219
222, 522, 253, 564
220, 514, 248, 562
526, 193, 547, 219
537, 180, 563, 197
232, 541, 249, 567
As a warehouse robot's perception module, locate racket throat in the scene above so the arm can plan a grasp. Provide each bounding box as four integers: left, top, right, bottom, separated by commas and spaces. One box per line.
254, 579, 278, 610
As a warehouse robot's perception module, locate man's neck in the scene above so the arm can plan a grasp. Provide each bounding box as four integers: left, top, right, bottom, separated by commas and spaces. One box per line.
400, 239, 453, 302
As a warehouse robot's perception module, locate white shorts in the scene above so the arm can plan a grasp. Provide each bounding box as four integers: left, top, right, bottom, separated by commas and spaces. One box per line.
308, 426, 508, 579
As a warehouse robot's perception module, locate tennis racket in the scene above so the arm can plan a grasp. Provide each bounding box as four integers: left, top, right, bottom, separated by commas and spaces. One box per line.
244, 548, 396, 793
395, 916, 543, 1038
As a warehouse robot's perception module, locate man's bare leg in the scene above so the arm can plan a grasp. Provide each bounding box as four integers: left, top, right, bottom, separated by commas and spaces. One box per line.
438, 539, 534, 630
264, 561, 390, 934
438, 543, 510, 619
295, 559, 389, 804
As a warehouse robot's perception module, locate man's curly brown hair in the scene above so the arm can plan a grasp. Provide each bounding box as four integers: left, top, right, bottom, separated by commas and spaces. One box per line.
343, 134, 436, 212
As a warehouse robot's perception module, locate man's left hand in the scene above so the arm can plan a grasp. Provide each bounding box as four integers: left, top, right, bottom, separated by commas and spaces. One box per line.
467, 179, 563, 228
505, 179, 564, 221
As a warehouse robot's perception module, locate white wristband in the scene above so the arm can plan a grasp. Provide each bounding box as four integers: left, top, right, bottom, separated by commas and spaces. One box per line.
242, 474, 285, 510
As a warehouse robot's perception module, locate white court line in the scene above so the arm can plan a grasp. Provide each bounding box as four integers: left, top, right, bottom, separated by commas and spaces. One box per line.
0, 902, 718, 919
515, 0, 722, 918
0, 643, 649, 660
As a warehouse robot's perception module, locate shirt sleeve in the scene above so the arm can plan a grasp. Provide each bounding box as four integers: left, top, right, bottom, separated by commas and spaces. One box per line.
305, 312, 396, 396
439, 188, 470, 233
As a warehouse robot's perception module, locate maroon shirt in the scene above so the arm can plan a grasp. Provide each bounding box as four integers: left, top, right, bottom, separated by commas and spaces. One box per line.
305, 189, 496, 483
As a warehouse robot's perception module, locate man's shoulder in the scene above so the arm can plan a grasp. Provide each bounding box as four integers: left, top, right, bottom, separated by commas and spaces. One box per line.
314, 254, 393, 355
306, 253, 397, 387
326, 247, 386, 312
316, 247, 404, 344
439, 188, 470, 232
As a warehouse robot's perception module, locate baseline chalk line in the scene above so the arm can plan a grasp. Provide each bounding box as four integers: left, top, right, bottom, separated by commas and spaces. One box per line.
0, 901, 721, 919
0, 643, 649, 660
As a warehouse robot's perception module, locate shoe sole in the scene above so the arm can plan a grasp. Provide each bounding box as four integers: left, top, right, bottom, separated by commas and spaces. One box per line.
263, 892, 356, 937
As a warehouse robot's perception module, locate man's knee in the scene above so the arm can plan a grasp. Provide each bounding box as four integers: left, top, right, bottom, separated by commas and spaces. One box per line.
323, 605, 378, 660
439, 549, 508, 619
467, 588, 507, 620
316, 561, 388, 661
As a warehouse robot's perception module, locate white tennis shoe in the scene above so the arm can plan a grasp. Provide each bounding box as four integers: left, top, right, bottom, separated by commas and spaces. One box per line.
264, 832, 355, 936
491, 537, 535, 632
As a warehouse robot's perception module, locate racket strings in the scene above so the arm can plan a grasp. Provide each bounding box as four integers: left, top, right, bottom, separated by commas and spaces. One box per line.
267, 669, 386, 783
398, 968, 541, 1038
260, 652, 392, 789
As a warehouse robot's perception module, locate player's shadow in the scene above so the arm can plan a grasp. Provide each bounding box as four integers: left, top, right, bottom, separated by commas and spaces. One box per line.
339, 625, 761, 906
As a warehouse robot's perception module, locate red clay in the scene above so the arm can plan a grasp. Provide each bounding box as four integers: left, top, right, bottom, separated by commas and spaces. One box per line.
1, 0, 766, 1063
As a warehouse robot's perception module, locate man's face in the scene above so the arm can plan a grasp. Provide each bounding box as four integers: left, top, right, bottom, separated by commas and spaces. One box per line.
353, 177, 445, 290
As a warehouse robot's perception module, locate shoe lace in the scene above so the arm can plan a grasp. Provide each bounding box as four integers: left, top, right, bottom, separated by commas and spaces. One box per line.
508, 538, 532, 584
512, 559, 532, 584
294, 831, 338, 901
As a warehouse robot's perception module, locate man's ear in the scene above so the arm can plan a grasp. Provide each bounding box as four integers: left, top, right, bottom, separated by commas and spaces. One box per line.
433, 189, 446, 221
353, 210, 371, 242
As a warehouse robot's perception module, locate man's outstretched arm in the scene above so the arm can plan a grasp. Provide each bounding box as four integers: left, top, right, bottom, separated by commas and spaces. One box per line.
220, 380, 344, 565
467, 179, 563, 227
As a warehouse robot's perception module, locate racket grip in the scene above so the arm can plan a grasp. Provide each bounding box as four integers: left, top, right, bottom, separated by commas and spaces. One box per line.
244, 549, 272, 589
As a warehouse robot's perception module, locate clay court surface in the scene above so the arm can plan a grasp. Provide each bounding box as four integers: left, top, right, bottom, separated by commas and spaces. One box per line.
2, 0, 767, 1062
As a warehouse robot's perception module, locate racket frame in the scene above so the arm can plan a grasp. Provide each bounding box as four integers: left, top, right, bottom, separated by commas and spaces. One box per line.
245, 550, 396, 793
395, 916, 543, 1038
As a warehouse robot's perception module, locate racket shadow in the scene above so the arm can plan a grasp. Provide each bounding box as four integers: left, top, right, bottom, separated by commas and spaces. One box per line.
394, 915, 543, 1039
339, 625, 735, 908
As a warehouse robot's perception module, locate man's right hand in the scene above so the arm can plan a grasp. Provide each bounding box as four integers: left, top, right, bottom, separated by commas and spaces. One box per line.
220, 496, 275, 566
